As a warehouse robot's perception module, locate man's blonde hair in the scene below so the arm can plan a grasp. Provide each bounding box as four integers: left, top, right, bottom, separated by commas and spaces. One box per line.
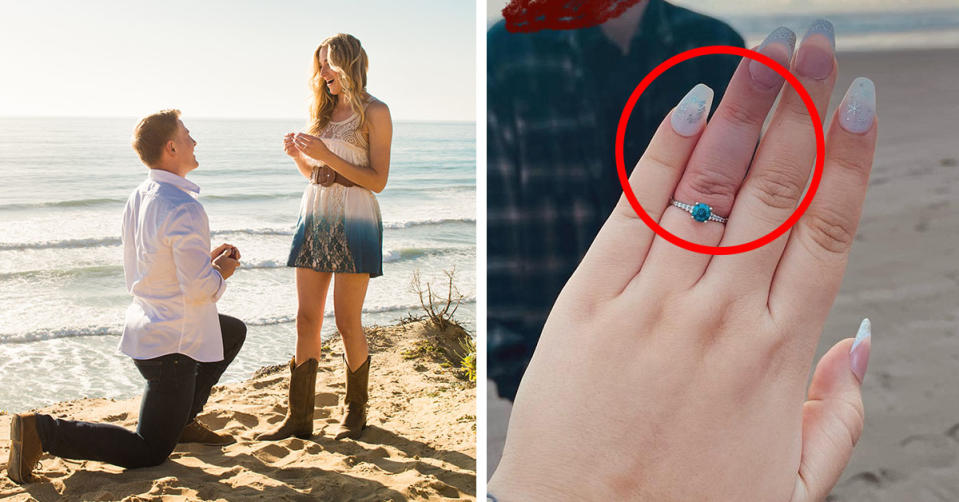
132, 109, 181, 166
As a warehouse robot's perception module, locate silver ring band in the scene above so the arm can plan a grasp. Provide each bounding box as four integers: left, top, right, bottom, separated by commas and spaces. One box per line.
670, 200, 727, 224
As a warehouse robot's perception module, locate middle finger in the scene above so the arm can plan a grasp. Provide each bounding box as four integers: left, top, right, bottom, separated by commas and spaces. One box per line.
704, 20, 838, 295
635, 26, 796, 293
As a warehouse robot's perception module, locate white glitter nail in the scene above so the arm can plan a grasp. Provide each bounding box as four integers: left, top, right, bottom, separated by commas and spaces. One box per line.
671, 83, 714, 137
839, 77, 876, 134
850, 318, 871, 354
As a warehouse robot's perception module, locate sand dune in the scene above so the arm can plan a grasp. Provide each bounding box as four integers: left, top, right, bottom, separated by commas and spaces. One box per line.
1, 319, 476, 501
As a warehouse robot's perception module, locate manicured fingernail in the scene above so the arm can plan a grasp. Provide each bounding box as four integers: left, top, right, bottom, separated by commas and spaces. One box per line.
805, 18, 835, 48
749, 26, 796, 89
796, 18, 835, 79
671, 83, 713, 137
850, 318, 871, 383
839, 77, 876, 134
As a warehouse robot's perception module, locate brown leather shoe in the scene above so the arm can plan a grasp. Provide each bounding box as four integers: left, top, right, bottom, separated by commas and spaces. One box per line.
257, 357, 318, 441
334, 355, 370, 440
7, 413, 43, 484
177, 419, 236, 446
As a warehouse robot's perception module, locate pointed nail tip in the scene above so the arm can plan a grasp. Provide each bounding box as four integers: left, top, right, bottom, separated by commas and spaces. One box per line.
690, 83, 715, 106
692, 82, 713, 92
759, 26, 797, 52
851, 318, 872, 353
671, 84, 713, 137
812, 17, 833, 27
853, 76, 877, 95
804, 18, 836, 48
839, 77, 877, 133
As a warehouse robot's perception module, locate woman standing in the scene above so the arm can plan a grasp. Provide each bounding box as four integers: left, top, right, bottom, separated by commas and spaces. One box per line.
260, 33, 392, 441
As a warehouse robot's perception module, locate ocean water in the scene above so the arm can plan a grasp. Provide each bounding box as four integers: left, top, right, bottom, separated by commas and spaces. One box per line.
0, 117, 475, 412
725, 8, 959, 51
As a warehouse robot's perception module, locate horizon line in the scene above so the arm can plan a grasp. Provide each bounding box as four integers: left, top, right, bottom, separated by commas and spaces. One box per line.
0, 115, 476, 124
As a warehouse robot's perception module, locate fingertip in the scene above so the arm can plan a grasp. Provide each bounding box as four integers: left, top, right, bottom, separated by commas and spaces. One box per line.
670, 83, 714, 137
749, 27, 796, 90
802, 18, 835, 49
838, 77, 877, 135
849, 318, 872, 384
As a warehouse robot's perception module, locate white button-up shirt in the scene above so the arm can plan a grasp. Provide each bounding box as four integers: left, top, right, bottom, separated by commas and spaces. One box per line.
119, 169, 226, 362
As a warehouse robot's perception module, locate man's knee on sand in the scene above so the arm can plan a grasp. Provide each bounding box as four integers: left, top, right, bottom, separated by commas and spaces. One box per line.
220, 315, 247, 356
119, 436, 179, 469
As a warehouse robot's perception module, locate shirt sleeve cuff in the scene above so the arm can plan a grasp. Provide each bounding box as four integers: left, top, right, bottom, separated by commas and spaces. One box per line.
212, 272, 227, 302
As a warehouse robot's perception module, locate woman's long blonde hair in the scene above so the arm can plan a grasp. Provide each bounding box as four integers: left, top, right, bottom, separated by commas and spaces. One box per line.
308, 33, 369, 135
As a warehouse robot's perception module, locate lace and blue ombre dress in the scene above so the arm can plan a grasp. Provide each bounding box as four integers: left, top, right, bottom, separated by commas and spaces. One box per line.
287, 109, 383, 277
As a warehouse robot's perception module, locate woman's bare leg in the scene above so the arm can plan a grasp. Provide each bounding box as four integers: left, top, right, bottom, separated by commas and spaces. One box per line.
295, 268, 333, 364
333, 272, 370, 370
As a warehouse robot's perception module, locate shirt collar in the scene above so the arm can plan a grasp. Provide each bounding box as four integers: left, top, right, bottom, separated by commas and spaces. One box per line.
148, 169, 200, 195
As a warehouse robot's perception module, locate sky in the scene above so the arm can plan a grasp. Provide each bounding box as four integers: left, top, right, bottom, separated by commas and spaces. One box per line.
0, 1, 476, 121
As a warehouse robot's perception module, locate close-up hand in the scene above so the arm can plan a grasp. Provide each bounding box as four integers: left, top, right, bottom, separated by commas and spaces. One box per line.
212, 248, 240, 280
489, 21, 877, 502
210, 243, 240, 261
293, 132, 332, 163
283, 132, 301, 159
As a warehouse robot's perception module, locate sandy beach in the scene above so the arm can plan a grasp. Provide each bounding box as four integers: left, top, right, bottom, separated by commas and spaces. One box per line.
1, 319, 476, 501
488, 47, 959, 501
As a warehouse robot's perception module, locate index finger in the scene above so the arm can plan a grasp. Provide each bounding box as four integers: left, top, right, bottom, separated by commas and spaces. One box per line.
569, 84, 714, 299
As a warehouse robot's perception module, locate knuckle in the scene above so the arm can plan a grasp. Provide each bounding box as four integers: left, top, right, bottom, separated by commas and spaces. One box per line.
802, 207, 857, 255
642, 152, 680, 176
779, 111, 815, 136
829, 153, 872, 182
780, 93, 817, 122
826, 396, 866, 449
783, 99, 808, 121
750, 162, 808, 210
683, 166, 740, 204
841, 397, 866, 445
718, 100, 765, 130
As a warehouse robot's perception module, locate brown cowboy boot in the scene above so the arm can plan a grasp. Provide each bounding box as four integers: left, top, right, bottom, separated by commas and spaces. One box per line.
7, 413, 43, 484
257, 357, 318, 440
178, 419, 236, 446
334, 355, 370, 440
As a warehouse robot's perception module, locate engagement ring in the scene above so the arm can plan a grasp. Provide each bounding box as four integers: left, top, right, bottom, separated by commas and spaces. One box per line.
670, 200, 727, 224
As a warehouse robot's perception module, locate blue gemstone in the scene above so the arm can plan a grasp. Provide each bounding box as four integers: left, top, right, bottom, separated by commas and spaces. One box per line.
691, 203, 711, 222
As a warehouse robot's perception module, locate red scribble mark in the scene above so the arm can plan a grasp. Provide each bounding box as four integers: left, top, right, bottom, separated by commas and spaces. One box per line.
503, 0, 644, 33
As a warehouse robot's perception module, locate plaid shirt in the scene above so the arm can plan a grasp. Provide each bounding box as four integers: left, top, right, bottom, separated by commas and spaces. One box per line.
488, 0, 744, 400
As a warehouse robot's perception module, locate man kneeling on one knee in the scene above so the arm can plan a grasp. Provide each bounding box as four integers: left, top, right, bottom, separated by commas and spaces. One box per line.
7, 109, 246, 483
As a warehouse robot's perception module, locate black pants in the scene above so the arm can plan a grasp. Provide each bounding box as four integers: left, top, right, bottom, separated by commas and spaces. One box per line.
35, 314, 246, 468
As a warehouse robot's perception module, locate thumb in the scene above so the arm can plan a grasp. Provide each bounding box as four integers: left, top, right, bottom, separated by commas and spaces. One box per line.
793, 319, 871, 502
